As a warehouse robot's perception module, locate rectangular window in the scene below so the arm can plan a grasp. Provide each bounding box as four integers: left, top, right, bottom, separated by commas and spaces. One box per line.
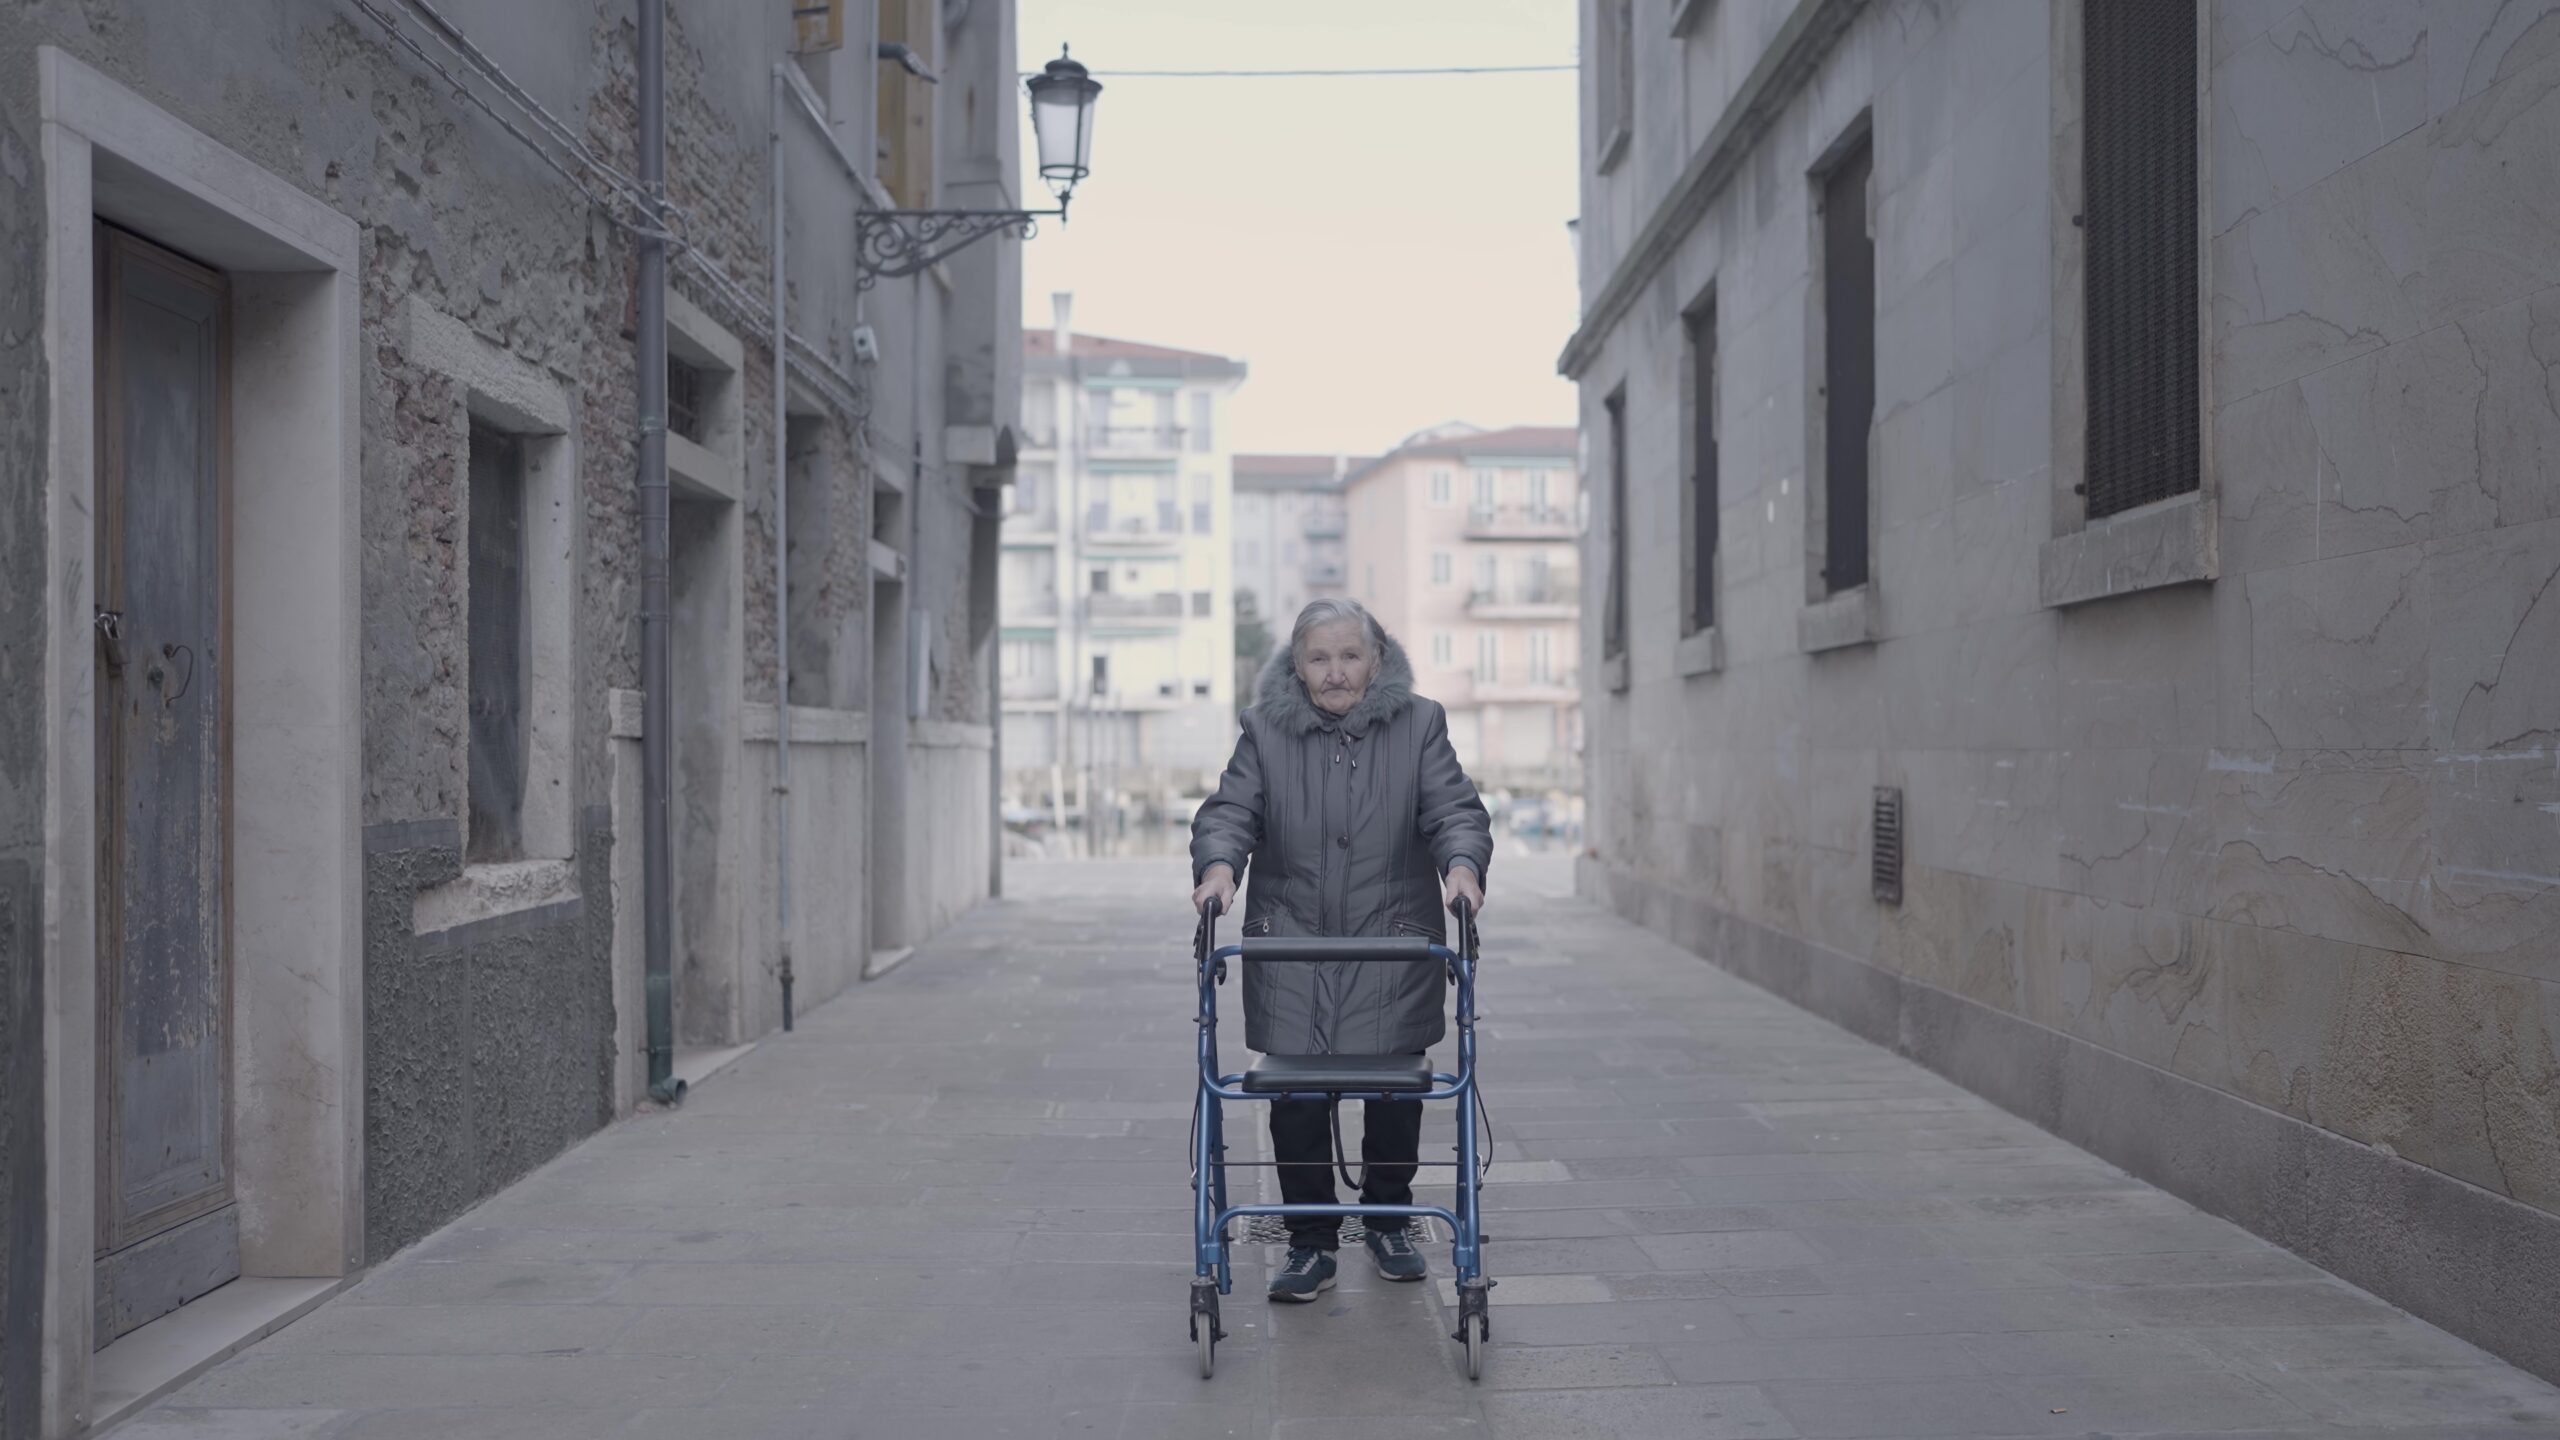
1155, 473, 1180, 533
1429, 469, 1453, 506
1192, 680, 1211, 697
2083, 0, 2200, 518
875, 0, 936, 207
1090, 653, 1109, 695
1472, 469, 1497, 510
1476, 630, 1500, 683
1190, 391, 1214, 452
1475, 552, 1499, 598
1595, 0, 1634, 172
1684, 301, 1720, 633
1529, 630, 1554, 683
666, 357, 709, 445
1433, 632, 1454, 667
1528, 470, 1550, 513
1090, 567, 1110, 594
1819, 133, 1875, 595
785, 417, 834, 706
1432, 551, 1453, 586
466, 424, 529, 861
1191, 589, 1212, 617
1602, 390, 1628, 660
1013, 468, 1043, 515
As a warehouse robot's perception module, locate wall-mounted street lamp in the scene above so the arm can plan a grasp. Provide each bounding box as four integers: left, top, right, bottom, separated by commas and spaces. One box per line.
855, 47, 1101, 288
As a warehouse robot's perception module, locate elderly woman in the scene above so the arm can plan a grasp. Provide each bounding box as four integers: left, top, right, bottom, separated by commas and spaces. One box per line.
1190, 597, 1493, 1303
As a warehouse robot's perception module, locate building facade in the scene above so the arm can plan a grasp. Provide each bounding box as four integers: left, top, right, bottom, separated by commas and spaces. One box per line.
1344, 425, 1582, 792
1566, 0, 2560, 1382
1002, 297, 1245, 830
0, 1, 1017, 1431
1232, 453, 1359, 660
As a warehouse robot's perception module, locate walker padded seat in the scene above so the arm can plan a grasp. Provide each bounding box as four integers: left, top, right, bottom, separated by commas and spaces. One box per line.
1242, 1053, 1437, 1094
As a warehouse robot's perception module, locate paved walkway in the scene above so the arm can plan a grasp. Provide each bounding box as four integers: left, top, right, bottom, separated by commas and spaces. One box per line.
125, 856, 2560, 1438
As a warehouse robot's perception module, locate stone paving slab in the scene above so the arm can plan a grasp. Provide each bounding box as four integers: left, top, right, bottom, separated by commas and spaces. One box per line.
117, 855, 2560, 1437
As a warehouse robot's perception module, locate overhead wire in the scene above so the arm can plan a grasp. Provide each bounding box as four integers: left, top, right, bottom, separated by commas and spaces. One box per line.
350, 0, 874, 427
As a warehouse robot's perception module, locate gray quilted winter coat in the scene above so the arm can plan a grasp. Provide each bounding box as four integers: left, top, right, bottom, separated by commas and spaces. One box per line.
1190, 628, 1493, 1056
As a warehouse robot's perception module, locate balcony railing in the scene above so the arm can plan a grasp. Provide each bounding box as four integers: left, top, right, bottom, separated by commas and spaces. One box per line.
1465, 580, 1577, 615
1082, 506, 1185, 544
1465, 502, 1575, 540
1085, 424, 1185, 453
1304, 560, 1347, 587
1005, 507, 1059, 535
1087, 591, 1185, 621
1003, 674, 1062, 701
1301, 511, 1346, 539
1002, 590, 1061, 618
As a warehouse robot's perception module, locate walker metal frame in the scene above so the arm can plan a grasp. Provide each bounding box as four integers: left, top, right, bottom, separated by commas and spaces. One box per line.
1187, 898, 1490, 1379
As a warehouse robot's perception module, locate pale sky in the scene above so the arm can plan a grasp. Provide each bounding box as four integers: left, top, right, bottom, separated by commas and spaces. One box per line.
1015, 0, 1581, 458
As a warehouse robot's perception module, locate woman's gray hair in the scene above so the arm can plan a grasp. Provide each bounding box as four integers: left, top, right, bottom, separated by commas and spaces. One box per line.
1288, 597, 1387, 659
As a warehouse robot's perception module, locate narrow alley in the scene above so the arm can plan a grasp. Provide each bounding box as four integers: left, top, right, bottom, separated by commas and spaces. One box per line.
119, 858, 2560, 1439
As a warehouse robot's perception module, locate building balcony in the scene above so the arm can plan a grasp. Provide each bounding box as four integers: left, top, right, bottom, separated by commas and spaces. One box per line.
1304, 559, 1347, 587
1002, 675, 1063, 702
1465, 583, 1576, 620
1464, 503, 1576, 541
1087, 591, 1186, 626
1081, 506, 1186, 547
1002, 509, 1060, 543
1301, 511, 1346, 539
1468, 674, 1579, 704
1085, 424, 1185, 454
1002, 590, 1061, 622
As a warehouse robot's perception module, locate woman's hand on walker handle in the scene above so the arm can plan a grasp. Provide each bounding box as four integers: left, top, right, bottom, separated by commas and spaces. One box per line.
1193, 863, 1237, 916
1444, 865, 1487, 918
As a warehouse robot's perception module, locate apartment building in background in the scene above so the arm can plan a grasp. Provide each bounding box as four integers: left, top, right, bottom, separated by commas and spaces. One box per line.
1002, 296, 1247, 824
1232, 453, 1361, 673
1344, 425, 1582, 791
1566, 0, 2560, 1386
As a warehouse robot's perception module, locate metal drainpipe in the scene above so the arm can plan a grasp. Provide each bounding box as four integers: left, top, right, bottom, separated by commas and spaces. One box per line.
637, 0, 683, 1105
768, 64, 795, 1031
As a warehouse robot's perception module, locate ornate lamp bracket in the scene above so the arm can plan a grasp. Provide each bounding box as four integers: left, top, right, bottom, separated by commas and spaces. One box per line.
855, 207, 1059, 290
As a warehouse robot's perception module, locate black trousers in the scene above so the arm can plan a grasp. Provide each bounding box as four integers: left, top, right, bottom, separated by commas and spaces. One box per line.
1269, 1091, 1425, 1251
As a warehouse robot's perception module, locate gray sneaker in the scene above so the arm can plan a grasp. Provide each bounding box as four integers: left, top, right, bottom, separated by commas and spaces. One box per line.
1365, 1227, 1427, 1282
1267, 1246, 1337, 1302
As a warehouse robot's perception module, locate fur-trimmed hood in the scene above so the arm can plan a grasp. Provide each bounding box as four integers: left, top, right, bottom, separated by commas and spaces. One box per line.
1252, 626, 1418, 737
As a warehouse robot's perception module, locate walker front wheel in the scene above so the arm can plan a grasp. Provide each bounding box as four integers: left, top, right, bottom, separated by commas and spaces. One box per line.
1190, 1278, 1222, 1378
1454, 1279, 1490, 1381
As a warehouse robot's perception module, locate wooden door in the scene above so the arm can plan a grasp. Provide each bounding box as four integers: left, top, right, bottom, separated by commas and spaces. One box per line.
92, 225, 236, 1347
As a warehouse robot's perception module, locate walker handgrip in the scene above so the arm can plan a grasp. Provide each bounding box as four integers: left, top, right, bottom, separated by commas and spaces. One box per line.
1241, 936, 1439, 963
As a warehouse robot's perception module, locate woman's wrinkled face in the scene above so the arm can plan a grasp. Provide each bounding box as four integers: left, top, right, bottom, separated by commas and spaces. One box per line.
1295, 619, 1377, 717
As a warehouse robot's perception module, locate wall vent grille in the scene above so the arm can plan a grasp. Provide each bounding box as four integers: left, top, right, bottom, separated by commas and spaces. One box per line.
1872, 786, 1903, 905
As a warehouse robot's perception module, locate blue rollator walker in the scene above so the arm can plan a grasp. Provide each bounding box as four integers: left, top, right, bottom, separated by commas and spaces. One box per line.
1188, 897, 1491, 1379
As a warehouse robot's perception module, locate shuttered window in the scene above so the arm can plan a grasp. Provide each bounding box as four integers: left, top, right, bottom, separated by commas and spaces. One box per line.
1819, 135, 1875, 595
1602, 390, 1628, 659
2083, 0, 2200, 518
466, 425, 528, 862
1685, 302, 1720, 633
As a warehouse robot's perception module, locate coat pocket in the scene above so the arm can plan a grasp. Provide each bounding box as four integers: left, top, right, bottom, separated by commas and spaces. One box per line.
1243, 915, 1274, 937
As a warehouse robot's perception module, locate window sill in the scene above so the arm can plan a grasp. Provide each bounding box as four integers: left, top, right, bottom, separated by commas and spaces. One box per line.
1671, 0, 1717, 37
1602, 651, 1630, 694
2038, 491, 2215, 609
1676, 626, 1723, 677
1798, 587, 1877, 653
412, 856, 579, 938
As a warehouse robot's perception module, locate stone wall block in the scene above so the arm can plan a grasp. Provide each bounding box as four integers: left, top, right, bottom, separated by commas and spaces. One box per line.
2214, 378, 2322, 575
2211, 8, 2430, 234
2054, 585, 2220, 750
2315, 948, 2560, 1213
2241, 542, 2432, 748
2209, 143, 2423, 405
2154, 749, 2433, 954
2412, 29, 2560, 330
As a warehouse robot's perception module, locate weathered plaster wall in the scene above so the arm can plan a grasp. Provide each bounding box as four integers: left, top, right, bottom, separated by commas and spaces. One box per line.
1573, 0, 2560, 1380
0, 27, 52, 1440
362, 817, 614, 1262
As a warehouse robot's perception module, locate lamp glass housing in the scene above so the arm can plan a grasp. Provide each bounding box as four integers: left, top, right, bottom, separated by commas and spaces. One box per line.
1027, 50, 1101, 197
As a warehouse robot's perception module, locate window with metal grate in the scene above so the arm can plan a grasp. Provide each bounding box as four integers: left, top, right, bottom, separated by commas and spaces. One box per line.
466, 424, 529, 863
1820, 135, 1875, 594
2082, 0, 2200, 519
1685, 301, 1720, 633
1872, 785, 1903, 905
1603, 389, 1629, 659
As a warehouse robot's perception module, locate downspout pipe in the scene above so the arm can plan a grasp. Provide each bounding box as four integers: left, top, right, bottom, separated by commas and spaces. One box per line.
769, 64, 796, 1031
638, 0, 683, 1105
